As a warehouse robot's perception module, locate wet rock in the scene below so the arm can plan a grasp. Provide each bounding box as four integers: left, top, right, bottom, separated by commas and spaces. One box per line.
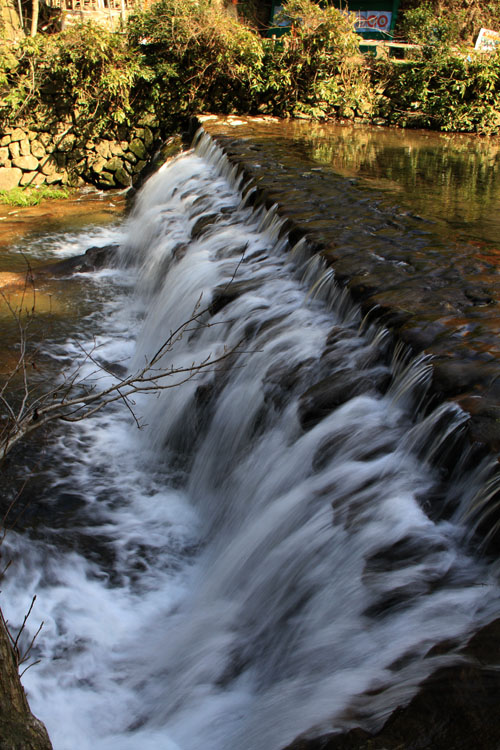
35, 244, 119, 276
97, 171, 115, 188
191, 213, 219, 240
129, 138, 147, 160
105, 157, 124, 173
284, 619, 500, 750
432, 360, 499, 397
209, 279, 262, 316
114, 166, 132, 187
298, 370, 390, 430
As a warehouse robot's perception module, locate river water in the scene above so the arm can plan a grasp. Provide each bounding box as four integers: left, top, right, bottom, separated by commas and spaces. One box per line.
1, 125, 500, 750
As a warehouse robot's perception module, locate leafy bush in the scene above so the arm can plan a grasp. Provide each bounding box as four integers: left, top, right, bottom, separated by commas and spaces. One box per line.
399, 1, 464, 48
259, 0, 373, 119
127, 0, 264, 120
0, 25, 145, 132
398, 0, 500, 46
1, 0, 499, 140
373, 49, 500, 134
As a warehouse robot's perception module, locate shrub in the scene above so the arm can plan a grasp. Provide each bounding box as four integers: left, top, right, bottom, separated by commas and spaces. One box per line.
0, 25, 145, 133
373, 48, 500, 134
259, 0, 374, 119
127, 0, 264, 119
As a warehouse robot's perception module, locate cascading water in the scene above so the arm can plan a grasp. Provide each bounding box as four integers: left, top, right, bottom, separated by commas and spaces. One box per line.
2, 130, 500, 750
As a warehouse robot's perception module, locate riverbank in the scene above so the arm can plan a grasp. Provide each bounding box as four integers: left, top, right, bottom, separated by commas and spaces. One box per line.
1, 0, 499, 196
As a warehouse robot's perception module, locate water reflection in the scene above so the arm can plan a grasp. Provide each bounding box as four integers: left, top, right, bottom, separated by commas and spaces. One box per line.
289, 122, 500, 246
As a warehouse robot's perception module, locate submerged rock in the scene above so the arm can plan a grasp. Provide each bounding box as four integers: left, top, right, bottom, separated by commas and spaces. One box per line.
34, 244, 119, 276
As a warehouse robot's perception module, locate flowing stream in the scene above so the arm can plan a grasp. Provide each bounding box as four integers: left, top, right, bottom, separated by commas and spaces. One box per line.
2, 131, 500, 750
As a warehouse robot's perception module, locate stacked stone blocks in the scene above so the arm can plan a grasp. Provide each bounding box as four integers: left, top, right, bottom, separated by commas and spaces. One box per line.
0, 118, 158, 191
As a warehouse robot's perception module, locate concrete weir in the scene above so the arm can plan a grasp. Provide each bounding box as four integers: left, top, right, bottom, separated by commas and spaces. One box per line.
195, 115, 500, 750
197, 116, 500, 458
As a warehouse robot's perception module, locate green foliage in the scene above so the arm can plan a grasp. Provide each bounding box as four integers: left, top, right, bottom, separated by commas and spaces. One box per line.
399, 1, 464, 48
259, 0, 373, 119
0, 24, 145, 132
127, 0, 264, 119
0, 0, 499, 140
373, 48, 500, 134
0, 185, 70, 206
398, 0, 500, 46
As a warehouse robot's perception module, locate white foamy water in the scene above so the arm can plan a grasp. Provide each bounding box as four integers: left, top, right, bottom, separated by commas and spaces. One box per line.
2, 133, 500, 750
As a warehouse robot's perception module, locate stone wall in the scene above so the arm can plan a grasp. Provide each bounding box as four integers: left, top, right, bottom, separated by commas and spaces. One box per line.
0, 117, 161, 192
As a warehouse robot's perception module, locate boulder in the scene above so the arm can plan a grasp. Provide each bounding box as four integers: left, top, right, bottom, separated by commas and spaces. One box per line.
129, 138, 147, 160
30, 141, 46, 159
95, 140, 112, 159
104, 157, 124, 172
41, 156, 58, 176
38, 133, 53, 147
20, 171, 46, 186
19, 138, 31, 157
91, 156, 107, 174
0, 167, 22, 190
45, 171, 68, 185
0, 147, 10, 167
9, 127, 26, 142
114, 166, 131, 187
56, 134, 76, 152
109, 140, 125, 156
97, 170, 115, 187
36, 244, 119, 275
9, 141, 20, 159
12, 155, 39, 172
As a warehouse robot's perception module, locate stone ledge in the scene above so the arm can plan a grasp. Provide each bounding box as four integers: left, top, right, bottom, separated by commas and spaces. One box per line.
198, 116, 500, 461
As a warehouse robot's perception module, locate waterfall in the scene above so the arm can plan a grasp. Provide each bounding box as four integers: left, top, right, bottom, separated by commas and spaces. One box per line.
2, 131, 500, 750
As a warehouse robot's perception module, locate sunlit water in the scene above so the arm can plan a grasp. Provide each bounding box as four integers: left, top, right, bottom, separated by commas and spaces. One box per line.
1, 132, 500, 750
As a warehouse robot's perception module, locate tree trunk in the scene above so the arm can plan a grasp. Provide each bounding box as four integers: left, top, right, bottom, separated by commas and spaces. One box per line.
0, 616, 52, 750
30, 0, 38, 36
